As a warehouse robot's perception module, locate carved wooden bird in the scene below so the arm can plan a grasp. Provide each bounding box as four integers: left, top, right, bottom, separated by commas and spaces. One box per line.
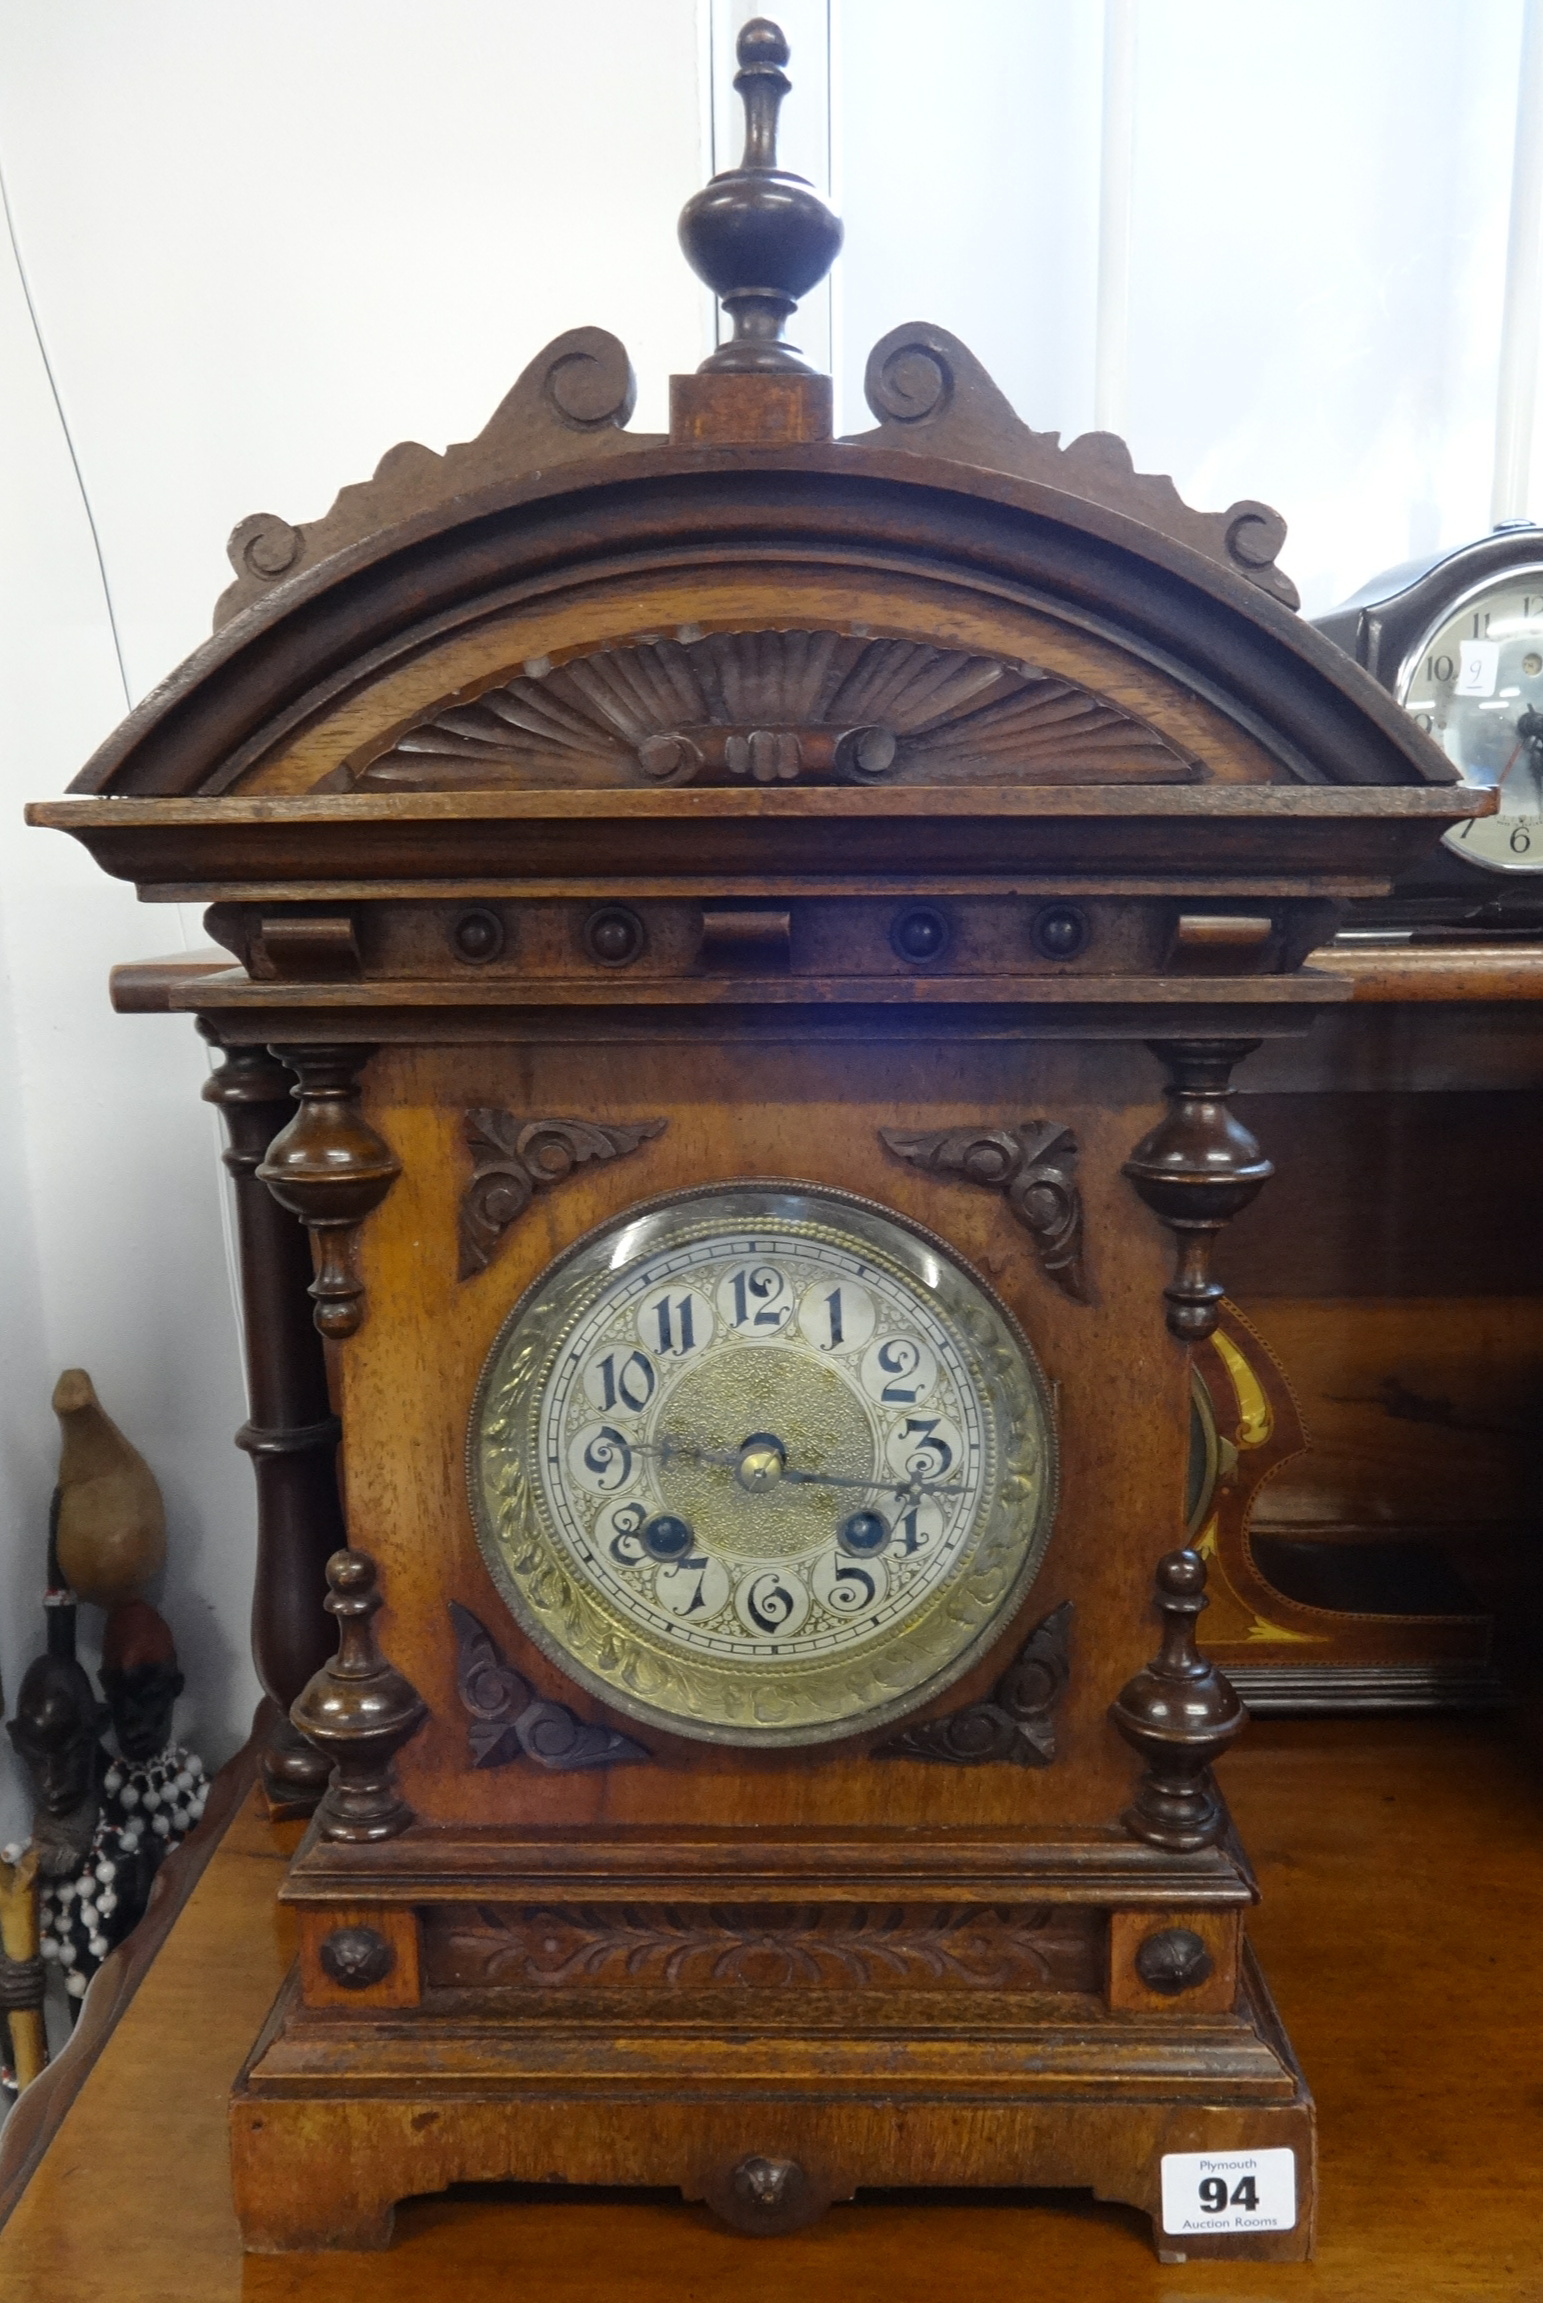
50, 1371, 166, 1607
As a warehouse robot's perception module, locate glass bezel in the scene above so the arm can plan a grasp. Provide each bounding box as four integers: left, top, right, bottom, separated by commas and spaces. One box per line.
466, 1179, 1058, 1749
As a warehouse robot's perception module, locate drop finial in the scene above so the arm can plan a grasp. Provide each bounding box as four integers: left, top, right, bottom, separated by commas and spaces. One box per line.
678, 17, 843, 375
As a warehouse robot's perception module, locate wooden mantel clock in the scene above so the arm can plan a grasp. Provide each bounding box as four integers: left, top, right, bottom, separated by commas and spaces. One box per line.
30, 22, 1481, 2263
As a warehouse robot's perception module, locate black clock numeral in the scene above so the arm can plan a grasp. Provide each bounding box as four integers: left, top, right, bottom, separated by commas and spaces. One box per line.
1425, 651, 1456, 684
895, 1505, 931, 1553
897, 1417, 952, 1482
824, 1560, 877, 1612
652, 1294, 697, 1356
1510, 822, 1533, 854
875, 1337, 922, 1401
583, 1424, 633, 1490
744, 1572, 797, 1634
606, 1501, 649, 1565
729, 1264, 786, 1328
658, 1555, 713, 1615
823, 1287, 844, 1347
594, 1349, 656, 1413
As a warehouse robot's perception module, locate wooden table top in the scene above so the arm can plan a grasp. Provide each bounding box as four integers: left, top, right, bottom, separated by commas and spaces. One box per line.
0, 1712, 1539, 2302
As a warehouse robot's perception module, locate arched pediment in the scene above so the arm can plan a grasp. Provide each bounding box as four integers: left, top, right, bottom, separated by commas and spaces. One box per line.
62, 326, 1455, 804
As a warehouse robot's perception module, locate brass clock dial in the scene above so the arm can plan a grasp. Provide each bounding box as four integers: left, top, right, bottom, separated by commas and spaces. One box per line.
468, 1183, 1057, 1746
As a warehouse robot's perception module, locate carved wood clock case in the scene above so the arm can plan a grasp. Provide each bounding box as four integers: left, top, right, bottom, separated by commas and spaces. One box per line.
30, 23, 1481, 2263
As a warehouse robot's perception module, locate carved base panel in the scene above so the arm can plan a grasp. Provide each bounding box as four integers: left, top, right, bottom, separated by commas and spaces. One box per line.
232, 1943, 1312, 2261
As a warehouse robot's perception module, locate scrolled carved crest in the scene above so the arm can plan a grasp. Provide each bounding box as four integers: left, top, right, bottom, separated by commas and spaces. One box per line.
449, 1602, 649, 1771
458, 1111, 666, 1280
214, 327, 652, 630
357, 629, 1193, 792
873, 1600, 1072, 1767
854, 322, 1299, 611
880, 1120, 1087, 1303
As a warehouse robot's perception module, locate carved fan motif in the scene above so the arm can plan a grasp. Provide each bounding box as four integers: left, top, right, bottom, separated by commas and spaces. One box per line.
356, 629, 1195, 792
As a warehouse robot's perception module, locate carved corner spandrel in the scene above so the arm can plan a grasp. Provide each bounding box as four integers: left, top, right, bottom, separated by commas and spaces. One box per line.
449, 1603, 649, 1771
880, 1121, 1087, 1302
849, 321, 1299, 611
458, 1112, 666, 1279
873, 1601, 1071, 1766
214, 327, 657, 629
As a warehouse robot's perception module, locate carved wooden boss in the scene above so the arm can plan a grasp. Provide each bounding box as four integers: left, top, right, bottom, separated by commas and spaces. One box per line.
31, 22, 1481, 2262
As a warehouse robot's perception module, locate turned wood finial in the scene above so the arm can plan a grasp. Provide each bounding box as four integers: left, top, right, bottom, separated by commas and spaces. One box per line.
678, 17, 842, 375
257, 1047, 401, 1338
1121, 1039, 1273, 1342
290, 1550, 426, 1843
1109, 1548, 1245, 1853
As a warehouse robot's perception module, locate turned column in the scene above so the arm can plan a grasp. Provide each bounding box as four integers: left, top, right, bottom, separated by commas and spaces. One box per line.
202, 1030, 346, 1812
258, 1045, 401, 1339
292, 1551, 427, 1842
1115, 1040, 1265, 1846
1110, 1549, 1245, 1851
1121, 1039, 1273, 1343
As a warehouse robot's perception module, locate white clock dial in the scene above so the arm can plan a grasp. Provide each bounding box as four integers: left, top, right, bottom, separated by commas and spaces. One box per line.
468, 1184, 1057, 1747
1399, 567, 1543, 871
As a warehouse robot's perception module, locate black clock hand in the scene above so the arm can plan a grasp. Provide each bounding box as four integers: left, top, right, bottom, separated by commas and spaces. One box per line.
638, 1434, 961, 1497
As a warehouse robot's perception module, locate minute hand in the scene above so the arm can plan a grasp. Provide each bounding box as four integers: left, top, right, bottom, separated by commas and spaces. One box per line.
643, 1436, 961, 1498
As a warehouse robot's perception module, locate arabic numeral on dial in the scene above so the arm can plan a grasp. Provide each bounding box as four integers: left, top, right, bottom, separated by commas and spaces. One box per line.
813, 1549, 889, 1615
599, 1499, 649, 1566
734, 1568, 810, 1639
655, 1553, 730, 1622
860, 1334, 938, 1406
568, 1420, 636, 1494
1510, 822, 1533, 854
797, 1275, 876, 1352
718, 1262, 791, 1333
636, 1285, 713, 1360
583, 1348, 656, 1415
894, 1500, 944, 1554
885, 1415, 962, 1486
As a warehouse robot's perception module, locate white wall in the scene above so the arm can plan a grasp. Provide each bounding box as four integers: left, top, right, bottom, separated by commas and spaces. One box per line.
0, 0, 710, 1845
1, 0, 1539, 1842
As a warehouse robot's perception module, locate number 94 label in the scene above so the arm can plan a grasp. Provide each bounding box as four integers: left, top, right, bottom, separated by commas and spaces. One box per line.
1160, 2147, 1296, 2235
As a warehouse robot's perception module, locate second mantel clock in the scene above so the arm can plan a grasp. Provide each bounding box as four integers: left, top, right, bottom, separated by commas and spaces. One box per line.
30, 20, 1480, 2263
